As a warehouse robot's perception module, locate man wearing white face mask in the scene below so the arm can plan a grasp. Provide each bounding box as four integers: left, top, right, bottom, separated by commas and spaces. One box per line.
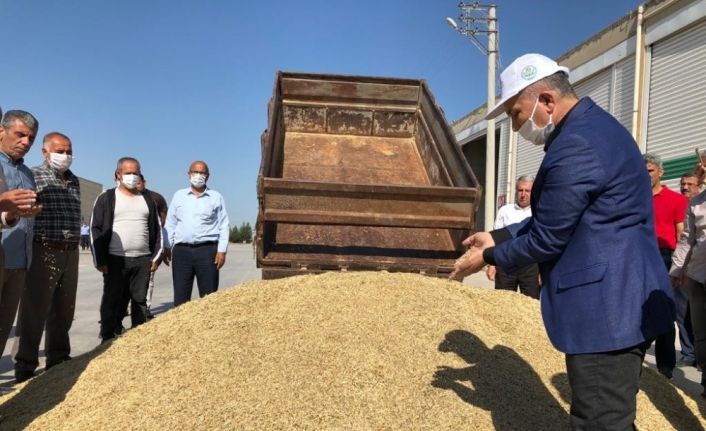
450, 53, 674, 429
165, 160, 229, 306
14, 132, 80, 382
90, 157, 162, 343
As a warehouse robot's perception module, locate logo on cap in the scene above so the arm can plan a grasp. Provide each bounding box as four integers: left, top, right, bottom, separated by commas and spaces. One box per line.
521, 65, 537, 81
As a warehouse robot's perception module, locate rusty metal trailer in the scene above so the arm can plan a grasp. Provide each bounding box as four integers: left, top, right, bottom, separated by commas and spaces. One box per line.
256, 72, 481, 279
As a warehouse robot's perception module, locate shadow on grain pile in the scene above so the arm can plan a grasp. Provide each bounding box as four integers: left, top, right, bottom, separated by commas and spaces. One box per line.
0, 272, 703, 430
0, 344, 108, 430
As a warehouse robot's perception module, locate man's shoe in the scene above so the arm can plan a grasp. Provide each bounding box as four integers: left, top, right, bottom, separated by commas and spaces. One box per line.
15, 370, 35, 384
46, 356, 72, 370
658, 367, 674, 379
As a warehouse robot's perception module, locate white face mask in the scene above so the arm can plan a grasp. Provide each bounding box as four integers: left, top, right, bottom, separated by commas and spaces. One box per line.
121, 174, 139, 190
48, 152, 72, 172
518, 97, 555, 146
190, 173, 207, 188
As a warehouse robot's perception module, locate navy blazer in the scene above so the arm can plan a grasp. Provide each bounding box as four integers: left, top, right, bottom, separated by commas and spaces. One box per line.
492, 98, 675, 354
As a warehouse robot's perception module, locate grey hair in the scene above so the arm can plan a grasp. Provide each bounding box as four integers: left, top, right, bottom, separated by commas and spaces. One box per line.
1, 110, 39, 133
43, 131, 71, 148
517, 175, 534, 184
643, 153, 662, 168
116, 157, 140, 172
525, 71, 577, 99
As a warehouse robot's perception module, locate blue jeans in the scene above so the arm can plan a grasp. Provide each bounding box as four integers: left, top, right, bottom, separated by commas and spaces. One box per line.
172, 243, 219, 307
654, 249, 676, 373
673, 286, 696, 361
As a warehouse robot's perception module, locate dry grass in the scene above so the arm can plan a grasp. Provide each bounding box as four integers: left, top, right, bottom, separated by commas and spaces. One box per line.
0, 272, 703, 430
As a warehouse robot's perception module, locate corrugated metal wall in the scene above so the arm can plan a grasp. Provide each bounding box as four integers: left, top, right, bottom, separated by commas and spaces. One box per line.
514, 135, 544, 182
612, 55, 635, 131
646, 19, 706, 190
574, 67, 613, 112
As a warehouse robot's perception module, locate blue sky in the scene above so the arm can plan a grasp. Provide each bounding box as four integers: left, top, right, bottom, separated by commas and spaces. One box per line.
0, 0, 642, 227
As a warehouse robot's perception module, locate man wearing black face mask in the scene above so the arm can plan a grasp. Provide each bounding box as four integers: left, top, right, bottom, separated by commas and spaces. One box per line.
451, 53, 675, 429
90, 157, 162, 343
13, 132, 81, 383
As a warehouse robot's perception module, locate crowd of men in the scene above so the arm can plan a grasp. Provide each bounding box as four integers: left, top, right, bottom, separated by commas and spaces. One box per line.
0, 107, 229, 384
1, 53, 704, 429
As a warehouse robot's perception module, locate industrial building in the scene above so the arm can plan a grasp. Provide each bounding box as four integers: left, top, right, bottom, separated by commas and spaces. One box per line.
451, 0, 706, 230
78, 177, 102, 224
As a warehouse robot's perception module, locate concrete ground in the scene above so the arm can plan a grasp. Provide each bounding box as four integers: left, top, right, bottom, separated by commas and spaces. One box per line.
0, 245, 701, 399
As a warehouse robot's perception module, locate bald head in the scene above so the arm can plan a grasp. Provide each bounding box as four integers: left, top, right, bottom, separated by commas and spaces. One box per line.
189, 160, 209, 175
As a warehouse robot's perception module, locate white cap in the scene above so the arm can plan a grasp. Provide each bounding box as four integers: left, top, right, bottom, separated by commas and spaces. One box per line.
485, 53, 570, 120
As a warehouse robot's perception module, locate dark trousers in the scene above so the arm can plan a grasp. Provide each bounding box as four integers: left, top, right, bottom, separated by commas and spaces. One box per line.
686, 278, 706, 387
566, 341, 649, 430
654, 248, 676, 373
80, 235, 90, 250
495, 264, 540, 299
673, 285, 696, 361
99, 255, 151, 340
0, 269, 25, 357
172, 243, 219, 307
14, 242, 78, 372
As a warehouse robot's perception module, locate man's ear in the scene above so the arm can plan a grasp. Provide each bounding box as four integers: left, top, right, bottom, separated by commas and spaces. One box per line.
538, 91, 557, 113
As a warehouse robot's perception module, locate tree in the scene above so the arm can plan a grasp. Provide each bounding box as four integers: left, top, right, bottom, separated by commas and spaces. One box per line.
229, 225, 242, 243
240, 222, 253, 243
229, 222, 253, 243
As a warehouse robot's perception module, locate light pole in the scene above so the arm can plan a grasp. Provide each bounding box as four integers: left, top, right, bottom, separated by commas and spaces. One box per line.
446, 2, 498, 231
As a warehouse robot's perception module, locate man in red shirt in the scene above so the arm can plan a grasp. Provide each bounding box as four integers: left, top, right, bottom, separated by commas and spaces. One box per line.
646, 153, 687, 378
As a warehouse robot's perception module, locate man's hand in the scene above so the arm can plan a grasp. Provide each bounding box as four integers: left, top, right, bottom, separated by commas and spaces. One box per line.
0, 189, 37, 213
671, 276, 680, 288
462, 231, 495, 251
16, 204, 43, 218
486, 265, 496, 281
449, 247, 486, 281
162, 248, 171, 266
96, 265, 108, 274
695, 162, 706, 185
5, 204, 43, 225
215, 252, 226, 270
150, 261, 159, 272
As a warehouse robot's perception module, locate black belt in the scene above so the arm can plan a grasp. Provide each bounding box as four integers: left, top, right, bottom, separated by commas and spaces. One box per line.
176, 241, 217, 248
35, 240, 78, 251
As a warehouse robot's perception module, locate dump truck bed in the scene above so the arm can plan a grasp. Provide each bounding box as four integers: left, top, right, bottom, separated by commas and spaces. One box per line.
256, 72, 481, 279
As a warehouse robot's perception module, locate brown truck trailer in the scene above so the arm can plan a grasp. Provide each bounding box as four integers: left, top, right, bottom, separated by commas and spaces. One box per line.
256, 72, 481, 279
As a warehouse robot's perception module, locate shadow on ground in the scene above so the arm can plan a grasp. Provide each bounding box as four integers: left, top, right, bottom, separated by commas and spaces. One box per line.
0, 343, 108, 430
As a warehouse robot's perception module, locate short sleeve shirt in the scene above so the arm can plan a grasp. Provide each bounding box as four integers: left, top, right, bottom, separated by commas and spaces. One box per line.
653, 185, 688, 250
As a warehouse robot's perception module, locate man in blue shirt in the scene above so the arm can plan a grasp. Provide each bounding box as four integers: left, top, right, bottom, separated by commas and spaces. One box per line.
0, 110, 43, 359
165, 160, 229, 306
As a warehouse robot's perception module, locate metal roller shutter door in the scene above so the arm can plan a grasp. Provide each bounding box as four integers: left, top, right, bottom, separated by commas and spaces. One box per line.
646, 18, 706, 191
612, 55, 635, 131
514, 135, 544, 181
573, 67, 613, 112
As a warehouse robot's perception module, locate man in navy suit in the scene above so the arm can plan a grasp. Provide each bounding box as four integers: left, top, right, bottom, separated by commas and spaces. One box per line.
451, 53, 675, 429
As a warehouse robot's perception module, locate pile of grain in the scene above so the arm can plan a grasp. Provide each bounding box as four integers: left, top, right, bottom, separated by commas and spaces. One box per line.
0, 272, 703, 430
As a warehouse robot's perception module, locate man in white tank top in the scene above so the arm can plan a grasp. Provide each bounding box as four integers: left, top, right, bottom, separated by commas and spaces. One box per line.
90, 157, 162, 342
